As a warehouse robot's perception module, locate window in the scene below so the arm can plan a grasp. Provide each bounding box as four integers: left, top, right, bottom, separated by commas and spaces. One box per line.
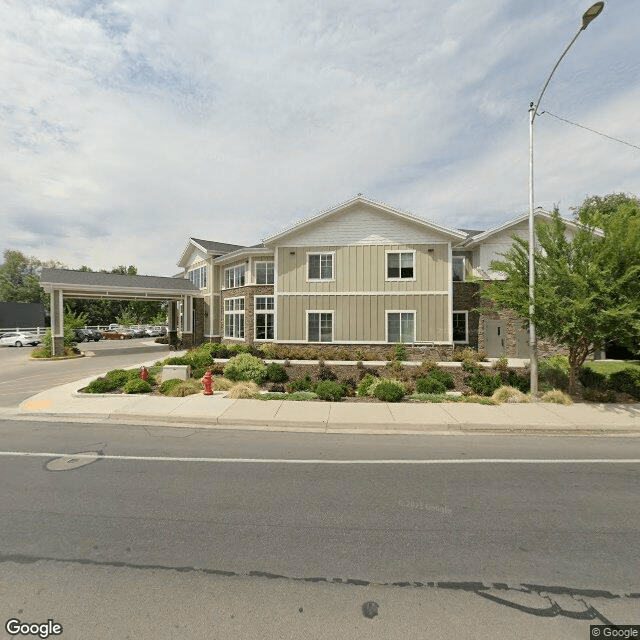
224, 297, 245, 339
307, 252, 333, 281
453, 311, 468, 343
452, 256, 466, 282
386, 251, 415, 280
187, 265, 207, 289
224, 264, 245, 289
255, 261, 274, 285
307, 312, 333, 342
387, 311, 415, 343
254, 296, 275, 340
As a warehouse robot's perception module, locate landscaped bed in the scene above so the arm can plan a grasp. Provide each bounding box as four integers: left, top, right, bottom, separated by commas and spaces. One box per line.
78, 343, 640, 404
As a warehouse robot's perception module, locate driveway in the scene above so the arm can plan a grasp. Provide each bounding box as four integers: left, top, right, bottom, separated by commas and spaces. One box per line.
0, 339, 174, 407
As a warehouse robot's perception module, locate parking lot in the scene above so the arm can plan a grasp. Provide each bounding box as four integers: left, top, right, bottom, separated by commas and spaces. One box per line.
0, 338, 174, 407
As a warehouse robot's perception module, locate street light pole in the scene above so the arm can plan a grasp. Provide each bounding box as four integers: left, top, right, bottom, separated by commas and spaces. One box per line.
528, 1, 604, 396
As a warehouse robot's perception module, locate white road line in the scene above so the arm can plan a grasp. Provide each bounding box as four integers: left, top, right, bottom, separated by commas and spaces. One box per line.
0, 451, 639, 464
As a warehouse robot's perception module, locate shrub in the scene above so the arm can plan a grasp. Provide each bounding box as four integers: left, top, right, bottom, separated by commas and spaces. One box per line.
416, 377, 446, 394
184, 351, 213, 369
266, 363, 288, 383
357, 374, 376, 397
492, 355, 509, 372
540, 389, 572, 405
159, 378, 182, 395
31, 347, 51, 358
288, 391, 319, 401
166, 380, 203, 397
199, 343, 227, 356
366, 378, 384, 397
226, 344, 252, 355
608, 368, 640, 399
224, 354, 267, 383
539, 356, 569, 390
491, 386, 529, 404
315, 380, 345, 401
316, 365, 337, 381
335, 347, 353, 361
85, 377, 119, 393
106, 369, 138, 387
258, 343, 277, 360
467, 372, 503, 396
163, 357, 192, 366
579, 367, 608, 391
287, 375, 313, 393
413, 360, 438, 379
191, 366, 208, 380
462, 360, 483, 373
227, 381, 259, 399
394, 343, 408, 362
122, 378, 153, 394
427, 369, 455, 390
269, 383, 286, 392
453, 347, 482, 363
374, 380, 406, 402
506, 371, 530, 393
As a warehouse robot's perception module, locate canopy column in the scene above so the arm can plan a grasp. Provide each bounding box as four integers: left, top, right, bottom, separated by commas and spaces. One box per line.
167, 301, 178, 348
50, 289, 64, 356
181, 295, 194, 349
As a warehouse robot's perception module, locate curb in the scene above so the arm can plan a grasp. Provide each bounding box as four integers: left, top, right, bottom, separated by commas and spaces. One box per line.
5, 410, 640, 436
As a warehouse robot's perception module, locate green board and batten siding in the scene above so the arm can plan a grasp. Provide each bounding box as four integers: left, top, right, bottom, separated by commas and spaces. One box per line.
276, 244, 451, 343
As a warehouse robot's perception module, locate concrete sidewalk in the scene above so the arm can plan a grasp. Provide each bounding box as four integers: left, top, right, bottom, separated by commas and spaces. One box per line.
3, 363, 639, 436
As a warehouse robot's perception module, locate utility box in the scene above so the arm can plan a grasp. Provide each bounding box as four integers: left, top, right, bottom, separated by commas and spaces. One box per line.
162, 365, 191, 381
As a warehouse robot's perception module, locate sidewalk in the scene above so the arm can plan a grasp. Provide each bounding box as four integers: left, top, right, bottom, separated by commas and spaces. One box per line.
3, 361, 639, 436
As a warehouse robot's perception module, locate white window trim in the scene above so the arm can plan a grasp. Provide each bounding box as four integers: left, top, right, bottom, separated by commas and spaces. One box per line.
253, 295, 275, 341
223, 264, 246, 290
255, 261, 275, 286
306, 251, 335, 283
452, 255, 466, 282
452, 310, 469, 344
385, 250, 417, 282
224, 296, 245, 340
187, 264, 208, 290
385, 310, 417, 343
305, 309, 334, 343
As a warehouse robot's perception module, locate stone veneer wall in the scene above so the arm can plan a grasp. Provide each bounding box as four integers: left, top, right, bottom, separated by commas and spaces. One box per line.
220, 285, 275, 345
193, 298, 205, 346
452, 282, 480, 350
477, 284, 568, 358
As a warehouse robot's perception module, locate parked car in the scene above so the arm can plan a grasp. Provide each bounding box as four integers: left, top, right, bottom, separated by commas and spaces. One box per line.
131, 327, 146, 338
145, 327, 162, 337
0, 332, 41, 347
85, 328, 102, 341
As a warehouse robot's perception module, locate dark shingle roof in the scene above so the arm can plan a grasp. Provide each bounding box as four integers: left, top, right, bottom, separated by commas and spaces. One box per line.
39, 268, 199, 292
190, 238, 245, 254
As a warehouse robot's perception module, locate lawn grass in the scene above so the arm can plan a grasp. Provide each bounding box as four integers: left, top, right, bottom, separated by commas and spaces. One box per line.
583, 360, 640, 375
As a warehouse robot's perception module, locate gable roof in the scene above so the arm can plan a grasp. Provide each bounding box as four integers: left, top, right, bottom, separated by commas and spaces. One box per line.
463, 208, 604, 246
261, 194, 468, 244
177, 237, 246, 268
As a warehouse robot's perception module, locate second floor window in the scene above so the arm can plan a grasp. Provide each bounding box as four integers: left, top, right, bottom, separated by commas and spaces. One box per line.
255, 261, 274, 285
387, 251, 414, 280
224, 264, 245, 289
307, 253, 333, 281
187, 265, 207, 289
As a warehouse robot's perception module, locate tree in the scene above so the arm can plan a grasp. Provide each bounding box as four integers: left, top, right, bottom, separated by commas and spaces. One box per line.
572, 192, 639, 227
0, 250, 63, 304
482, 208, 640, 395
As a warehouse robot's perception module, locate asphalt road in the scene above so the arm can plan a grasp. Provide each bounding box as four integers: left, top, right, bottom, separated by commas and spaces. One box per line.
0, 421, 638, 638
0, 339, 174, 407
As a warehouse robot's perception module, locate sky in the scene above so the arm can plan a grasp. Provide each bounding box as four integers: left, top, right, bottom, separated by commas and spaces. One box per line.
1, 0, 639, 276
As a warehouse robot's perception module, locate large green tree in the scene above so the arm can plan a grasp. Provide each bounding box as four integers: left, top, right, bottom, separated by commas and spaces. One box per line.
0, 250, 64, 304
572, 192, 639, 227
482, 207, 640, 395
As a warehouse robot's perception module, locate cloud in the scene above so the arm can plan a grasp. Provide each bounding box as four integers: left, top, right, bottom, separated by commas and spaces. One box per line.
0, 0, 638, 275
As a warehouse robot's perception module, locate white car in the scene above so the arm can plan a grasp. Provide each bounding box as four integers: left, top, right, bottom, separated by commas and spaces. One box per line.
0, 332, 41, 347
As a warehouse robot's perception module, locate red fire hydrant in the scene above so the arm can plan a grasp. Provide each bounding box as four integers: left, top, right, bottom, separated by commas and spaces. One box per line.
140, 367, 148, 381
202, 370, 213, 395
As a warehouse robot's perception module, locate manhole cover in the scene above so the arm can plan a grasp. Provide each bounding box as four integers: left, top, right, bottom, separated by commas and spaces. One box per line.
46, 451, 100, 471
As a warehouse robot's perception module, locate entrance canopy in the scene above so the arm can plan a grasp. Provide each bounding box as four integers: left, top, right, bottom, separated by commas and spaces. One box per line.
39, 268, 199, 355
